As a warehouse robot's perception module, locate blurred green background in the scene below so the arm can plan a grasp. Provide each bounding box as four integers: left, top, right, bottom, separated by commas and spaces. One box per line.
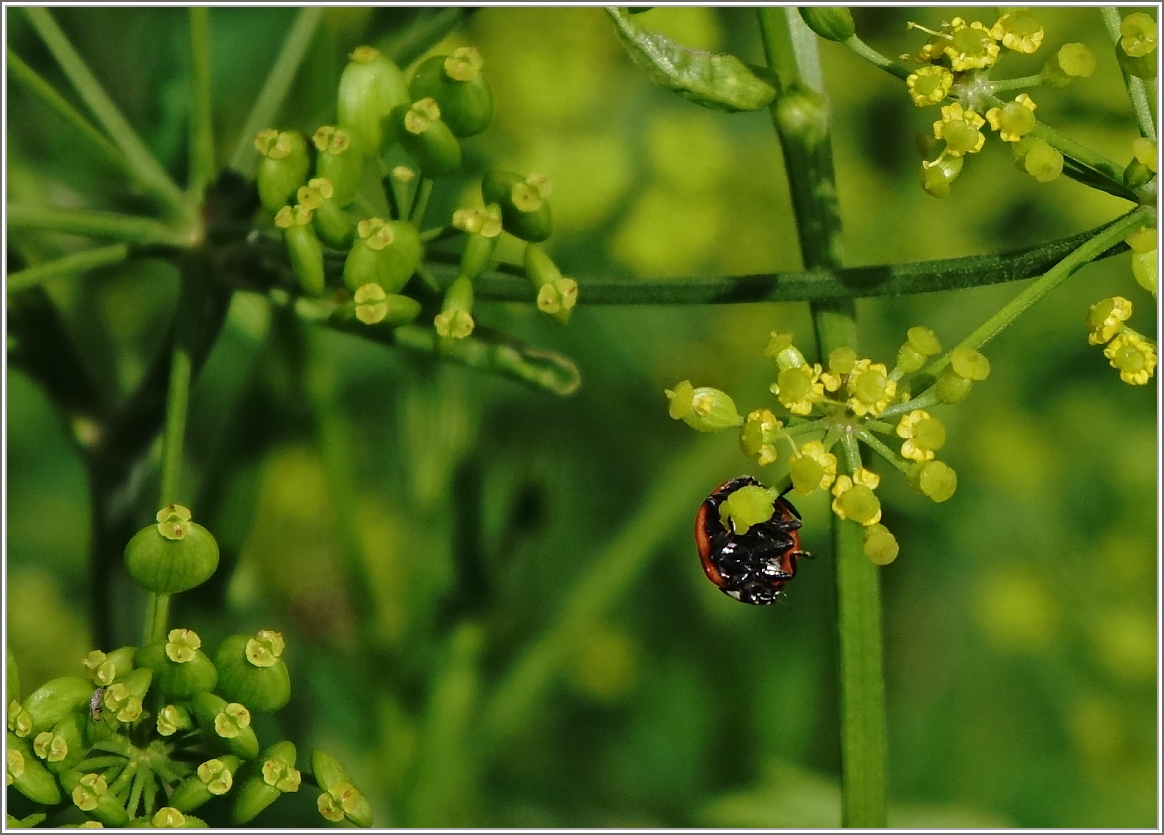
6, 6, 1157, 827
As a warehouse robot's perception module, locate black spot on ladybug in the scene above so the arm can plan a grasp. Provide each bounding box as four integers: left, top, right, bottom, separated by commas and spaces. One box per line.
695, 476, 810, 605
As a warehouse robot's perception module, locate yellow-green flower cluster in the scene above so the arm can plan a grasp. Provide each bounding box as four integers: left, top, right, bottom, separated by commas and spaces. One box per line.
664, 325, 988, 566
1087, 296, 1157, 386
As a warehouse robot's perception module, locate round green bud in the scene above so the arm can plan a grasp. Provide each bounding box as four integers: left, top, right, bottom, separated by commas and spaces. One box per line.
481, 170, 553, 242
434, 274, 476, 340
157, 704, 193, 737
408, 47, 494, 138
214, 632, 291, 714
135, 634, 217, 699
61, 770, 130, 827
36, 712, 88, 774
127, 807, 207, 828
169, 755, 242, 813
394, 98, 463, 177
1124, 158, 1154, 191
342, 218, 421, 294
913, 416, 947, 451
798, 7, 856, 42
317, 781, 373, 827
919, 155, 963, 198
907, 325, 941, 356
1132, 248, 1158, 296
312, 126, 362, 207
190, 692, 260, 760
299, 179, 355, 250
934, 367, 973, 404
1120, 12, 1158, 58
14, 677, 97, 738
349, 284, 422, 327
739, 408, 782, 466
909, 459, 958, 502
124, 506, 219, 595
672, 383, 744, 433
255, 130, 309, 214
775, 85, 827, 147
863, 524, 899, 565
763, 331, 804, 368
790, 455, 826, 495
310, 749, 350, 793
850, 365, 889, 405
828, 346, 858, 374
838, 484, 880, 525
337, 46, 410, 155
717, 485, 778, 535
1018, 137, 1063, 182
776, 366, 813, 402
950, 346, 991, 380
232, 742, 301, 825
83, 647, 136, 688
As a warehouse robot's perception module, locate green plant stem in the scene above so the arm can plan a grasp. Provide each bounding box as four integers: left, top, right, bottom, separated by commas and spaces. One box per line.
1101, 6, 1157, 140
384, 7, 466, 67
7, 48, 129, 177
187, 7, 215, 198
409, 177, 434, 227
443, 221, 1128, 305
988, 74, 1044, 93
228, 7, 324, 175
921, 206, 1152, 379
1024, 119, 1130, 198
7, 205, 187, 246
481, 433, 729, 748
760, 8, 887, 828
6, 245, 130, 294
24, 8, 192, 224
854, 428, 911, 476
144, 594, 172, 648
842, 35, 911, 81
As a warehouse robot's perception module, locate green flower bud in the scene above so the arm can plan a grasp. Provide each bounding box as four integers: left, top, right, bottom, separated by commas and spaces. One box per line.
774, 85, 828, 147
82, 647, 136, 688
828, 346, 858, 374
934, 367, 973, 404
717, 484, 778, 535
481, 170, 553, 242
124, 505, 219, 595
157, 704, 193, 737
408, 47, 494, 137
524, 244, 578, 324
799, 7, 856, 42
1042, 42, 1097, 88
232, 742, 300, 825
190, 692, 260, 760
135, 631, 217, 699
1132, 248, 1158, 296
60, 770, 130, 828
128, 807, 207, 828
38, 712, 89, 774
1124, 157, 1154, 191
394, 98, 463, 177
919, 154, 964, 198
950, 346, 991, 380
763, 332, 807, 370
255, 130, 309, 214
169, 755, 242, 813
312, 126, 362, 206
837, 484, 881, 525
1120, 12, 1158, 59
311, 751, 370, 826
1012, 135, 1063, 182
739, 408, 783, 466
460, 208, 502, 281
214, 632, 291, 714
344, 283, 423, 327
275, 205, 326, 297
7, 732, 63, 805
337, 46, 410, 155
434, 274, 475, 339
863, 524, 899, 565
298, 179, 354, 250
342, 218, 421, 294
664, 381, 744, 432
909, 459, 958, 502
790, 453, 826, 495
12, 677, 95, 738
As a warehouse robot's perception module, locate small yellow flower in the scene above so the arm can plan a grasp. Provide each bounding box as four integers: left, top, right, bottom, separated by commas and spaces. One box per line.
985, 94, 1037, 143
906, 65, 953, 107
1087, 296, 1133, 345
1104, 331, 1157, 385
934, 103, 987, 157
790, 440, 838, 493
831, 469, 883, 526
846, 359, 898, 417
944, 18, 1001, 71
990, 10, 1045, 54
896, 409, 946, 462
770, 363, 825, 415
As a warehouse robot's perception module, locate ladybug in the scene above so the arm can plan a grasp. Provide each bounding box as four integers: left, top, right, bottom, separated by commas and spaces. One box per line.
695, 476, 809, 605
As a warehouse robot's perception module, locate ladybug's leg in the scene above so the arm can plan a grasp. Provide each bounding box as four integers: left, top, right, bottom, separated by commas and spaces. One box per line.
790, 549, 813, 560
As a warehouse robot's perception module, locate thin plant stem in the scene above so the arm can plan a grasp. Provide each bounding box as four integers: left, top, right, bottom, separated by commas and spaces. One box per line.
144, 595, 172, 649
187, 7, 215, 198
7, 205, 187, 246
759, 7, 887, 828
853, 427, 911, 476
7, 245, 130, 294
24, 8, 192, 224
1101, 6, 1157, 141
7, 48, 129, 177
409, 177, 435, 227
988, 74, 1044, 93
921, 206, 1151, 379
843, 35, 911, 81
228, 8, 324, 176
383, 7, 466, 67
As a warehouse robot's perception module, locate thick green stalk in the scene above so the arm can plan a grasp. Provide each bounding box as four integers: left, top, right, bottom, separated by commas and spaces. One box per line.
24, 8, 192, 223
6, 245, 130, 294
228, 8, 323, 175
187, 7, 215, 198
759, 8, 887, 828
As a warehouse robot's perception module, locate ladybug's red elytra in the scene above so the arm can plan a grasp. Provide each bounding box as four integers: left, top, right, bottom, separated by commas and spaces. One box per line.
695, 476, 809, 605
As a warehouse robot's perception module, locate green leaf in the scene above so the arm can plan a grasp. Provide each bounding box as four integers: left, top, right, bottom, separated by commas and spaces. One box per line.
605, 7, 776, 112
